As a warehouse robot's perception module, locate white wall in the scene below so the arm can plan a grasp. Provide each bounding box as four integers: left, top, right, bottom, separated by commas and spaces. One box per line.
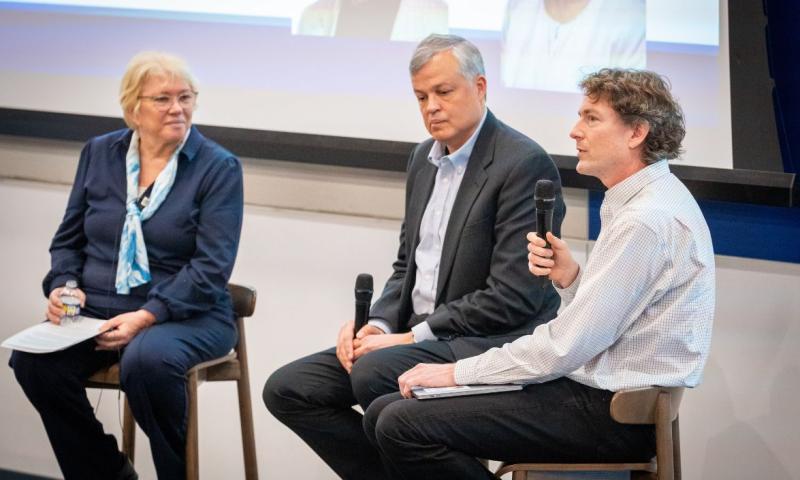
0, 138, 799, 479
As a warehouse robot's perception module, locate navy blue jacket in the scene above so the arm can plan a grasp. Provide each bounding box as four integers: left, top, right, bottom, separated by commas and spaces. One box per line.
44, 126, 244, 325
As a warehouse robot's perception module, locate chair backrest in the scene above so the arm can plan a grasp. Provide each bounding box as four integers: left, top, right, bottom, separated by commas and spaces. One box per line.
610, 386, 684, 424
611, 386, 684, 480
228, 283, 257, 319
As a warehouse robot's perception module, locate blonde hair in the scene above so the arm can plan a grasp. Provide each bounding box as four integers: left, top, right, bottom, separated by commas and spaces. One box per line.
119, 51, 198, 129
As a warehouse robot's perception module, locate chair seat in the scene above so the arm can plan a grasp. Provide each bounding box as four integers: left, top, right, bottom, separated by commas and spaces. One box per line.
85, 351, 239, 387
86, 363, 122, 388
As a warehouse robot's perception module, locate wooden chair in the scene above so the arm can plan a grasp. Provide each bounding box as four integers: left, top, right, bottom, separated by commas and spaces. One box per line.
85, 283, 259, 480
494, 386, 684, 480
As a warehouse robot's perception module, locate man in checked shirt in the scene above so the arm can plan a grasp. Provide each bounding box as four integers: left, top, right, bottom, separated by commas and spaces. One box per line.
363, 68, 716, 479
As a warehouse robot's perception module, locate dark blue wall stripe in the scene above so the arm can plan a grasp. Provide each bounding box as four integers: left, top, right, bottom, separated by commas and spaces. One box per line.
588, 190, 800, 264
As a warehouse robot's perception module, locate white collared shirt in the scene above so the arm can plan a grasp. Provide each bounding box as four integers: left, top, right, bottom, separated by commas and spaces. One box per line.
369, 110, 487, 341
455, 161, 716, 390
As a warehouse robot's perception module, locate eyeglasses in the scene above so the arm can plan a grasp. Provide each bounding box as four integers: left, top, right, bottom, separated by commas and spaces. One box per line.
138, 92, 197, 111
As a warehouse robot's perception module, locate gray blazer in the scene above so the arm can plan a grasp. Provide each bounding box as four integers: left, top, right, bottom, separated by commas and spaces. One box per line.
370, 110, 566, 357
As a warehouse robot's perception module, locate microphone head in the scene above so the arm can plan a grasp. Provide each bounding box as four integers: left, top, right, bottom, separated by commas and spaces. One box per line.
534, 179, 555, 210
355, 273, 374, 301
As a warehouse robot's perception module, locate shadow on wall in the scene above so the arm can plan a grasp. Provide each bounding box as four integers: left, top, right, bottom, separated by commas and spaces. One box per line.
701, 361, 794, 479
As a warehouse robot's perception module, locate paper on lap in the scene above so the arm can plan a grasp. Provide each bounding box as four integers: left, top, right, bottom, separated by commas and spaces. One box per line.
2, 316, 105, 353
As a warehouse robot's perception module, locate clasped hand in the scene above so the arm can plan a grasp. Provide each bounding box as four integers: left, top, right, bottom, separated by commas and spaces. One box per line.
335, 320, 413, 373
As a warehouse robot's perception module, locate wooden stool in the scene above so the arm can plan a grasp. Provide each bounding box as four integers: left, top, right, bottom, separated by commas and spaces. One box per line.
86, 283, 259, 480
494, 386, 684, 480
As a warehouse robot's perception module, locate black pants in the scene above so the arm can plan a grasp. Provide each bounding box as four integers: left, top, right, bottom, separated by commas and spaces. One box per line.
362, 377, 656, 479
263, 340, 458, 480
10, 306, 237, 479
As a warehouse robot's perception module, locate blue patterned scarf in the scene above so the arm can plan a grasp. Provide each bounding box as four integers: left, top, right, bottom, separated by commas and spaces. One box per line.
115, 130, 182, 294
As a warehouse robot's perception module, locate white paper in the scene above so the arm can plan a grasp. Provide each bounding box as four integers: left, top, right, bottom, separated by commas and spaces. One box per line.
1, 316, 106, 353
412, 384, 523, 400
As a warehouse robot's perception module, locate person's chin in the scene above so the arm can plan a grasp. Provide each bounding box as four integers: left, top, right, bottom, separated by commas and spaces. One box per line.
575, 158, 591, 176
428, 129, 452, 144
163, 124, 187, 138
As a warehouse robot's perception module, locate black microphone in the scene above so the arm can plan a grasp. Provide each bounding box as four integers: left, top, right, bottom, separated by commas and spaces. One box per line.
535, 179, 555, 248
354, 273, 374, 337
535, 180, 555, 288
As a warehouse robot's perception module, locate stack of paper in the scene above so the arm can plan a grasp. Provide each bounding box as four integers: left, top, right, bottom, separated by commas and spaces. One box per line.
2, 317, 105, 353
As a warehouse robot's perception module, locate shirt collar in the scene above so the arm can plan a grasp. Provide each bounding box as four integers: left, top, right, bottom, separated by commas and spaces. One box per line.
427, 108, 488, 169
114, 126, 200, 162
602, 160, 671, 216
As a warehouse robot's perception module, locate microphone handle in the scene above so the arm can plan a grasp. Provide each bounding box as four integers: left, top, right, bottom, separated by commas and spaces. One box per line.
354, 301, 370, 337
536, 208, 554, 289
536, 208, 553, 248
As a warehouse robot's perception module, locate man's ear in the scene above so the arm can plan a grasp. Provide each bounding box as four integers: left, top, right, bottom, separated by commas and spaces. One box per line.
629, 120, 650, 150
475, 74, 487, 102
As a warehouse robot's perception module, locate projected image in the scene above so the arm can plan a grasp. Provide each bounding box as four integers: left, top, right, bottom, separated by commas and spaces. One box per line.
501, 0, 646, 92
0, 0, 728, 168
295, 0, 448, 42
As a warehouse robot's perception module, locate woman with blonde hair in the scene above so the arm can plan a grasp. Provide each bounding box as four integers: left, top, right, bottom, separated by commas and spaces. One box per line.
10, 51, 243, 479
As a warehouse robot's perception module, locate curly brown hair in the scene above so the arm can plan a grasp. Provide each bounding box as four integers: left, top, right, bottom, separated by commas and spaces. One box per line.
579, 68, 685, 165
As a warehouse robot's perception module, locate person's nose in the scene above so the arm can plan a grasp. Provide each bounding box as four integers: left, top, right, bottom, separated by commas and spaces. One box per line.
425, 95, 441, 114
166, 97, 184, 114
569, 120, 583, 140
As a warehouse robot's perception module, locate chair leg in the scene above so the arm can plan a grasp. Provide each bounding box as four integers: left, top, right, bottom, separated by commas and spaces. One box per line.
672, 416, 681, 480
185, 371, 200, 480
655, 392, 674, 480
122, 396, 136, 463
237, 369, 259, 479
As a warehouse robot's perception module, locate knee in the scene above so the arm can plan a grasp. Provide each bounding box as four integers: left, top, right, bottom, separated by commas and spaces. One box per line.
362, 393, 398, 448
119, 340, 181, 389
262, 361, 307, 420
11, 351, 65, 402
350, 353, 390, 408
369, 400, 416, 456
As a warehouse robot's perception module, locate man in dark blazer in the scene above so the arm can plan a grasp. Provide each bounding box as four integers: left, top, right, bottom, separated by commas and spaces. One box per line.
263, 33, 565, 479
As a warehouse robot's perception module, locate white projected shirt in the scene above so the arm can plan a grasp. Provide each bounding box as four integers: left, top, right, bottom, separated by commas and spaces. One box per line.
295, 0, 448, 42
454, 161, 715, 391
501, 0, 646, 92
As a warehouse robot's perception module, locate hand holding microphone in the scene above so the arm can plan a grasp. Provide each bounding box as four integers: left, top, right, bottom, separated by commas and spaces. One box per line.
354, 273, 373, 337
528, 180, 579, 289
336, 274, 374, 372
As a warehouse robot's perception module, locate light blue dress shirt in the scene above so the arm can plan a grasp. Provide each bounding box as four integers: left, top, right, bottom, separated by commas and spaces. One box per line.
370, 110, 487, 342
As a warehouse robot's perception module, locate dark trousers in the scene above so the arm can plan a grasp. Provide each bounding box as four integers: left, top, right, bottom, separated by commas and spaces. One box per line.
362, 377, 656, 479
263, 340, 459, 480
10, 306, 236, 480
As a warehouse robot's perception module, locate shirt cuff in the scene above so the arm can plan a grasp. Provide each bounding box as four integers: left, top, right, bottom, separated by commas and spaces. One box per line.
555, 268, 582, 306
368, 319, 392, 334
453, 357, 480, 385
411, 321, 437, 342
142, 298, 170, 323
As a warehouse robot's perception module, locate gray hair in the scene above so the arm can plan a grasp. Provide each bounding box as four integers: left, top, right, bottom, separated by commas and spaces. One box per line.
409, 34, 485, 80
